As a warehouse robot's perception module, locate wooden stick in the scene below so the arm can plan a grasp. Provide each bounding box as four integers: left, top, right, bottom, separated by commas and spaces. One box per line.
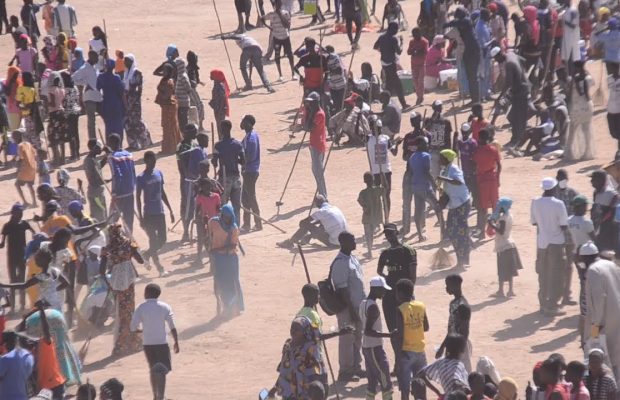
276, 130, 309, 208
241, 205, 287, 233
212, 0, 240, 90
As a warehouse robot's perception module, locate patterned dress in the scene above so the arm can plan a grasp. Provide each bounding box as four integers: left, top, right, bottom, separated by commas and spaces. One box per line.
124, 69, 152, 150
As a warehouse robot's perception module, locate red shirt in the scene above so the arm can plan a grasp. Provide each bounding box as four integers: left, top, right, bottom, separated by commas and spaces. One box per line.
196, 193, 221, 220
473, 144, 500, 174
471, 118, 489, 142
309, 109, 327, 153
407, 37, 429, 67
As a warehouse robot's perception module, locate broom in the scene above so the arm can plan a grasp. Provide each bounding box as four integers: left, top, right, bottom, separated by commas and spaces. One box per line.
430, 247, 454, 270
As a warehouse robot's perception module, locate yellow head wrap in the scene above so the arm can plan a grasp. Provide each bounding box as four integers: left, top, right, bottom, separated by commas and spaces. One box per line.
599, 7, 610, 18
440, 149, 457, 163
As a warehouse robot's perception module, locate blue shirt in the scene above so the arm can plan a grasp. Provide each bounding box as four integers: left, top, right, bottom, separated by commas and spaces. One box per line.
475, 19, 491, 57
136, 169, 165, 216
441, 164, 471, 209
109, 150, 136, 197
0, 348, 34, 400
408, 151, 432, 193
188, 147, 208, 180
598, 30, 620, 63
213, 138, 244, 177
242, 130, 260, 173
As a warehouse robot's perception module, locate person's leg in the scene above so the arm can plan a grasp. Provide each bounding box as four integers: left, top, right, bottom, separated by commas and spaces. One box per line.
247, 172, 261, 228
251, 47, 273, 90
385, 64, 407, 107
413, 191, 426, 240
425, 190, 444, 237
152, 214, 167, 272
310, 147, 328, 197
336, 310, 355, 377
16, 262, 26, 309
562, 250, 574, 304
332, 88, 345, 112
549, 244, 566, 311
51, 384, 65, 400
289, 216, 314, 243
15, 181, 27, 205
231, 176, 243, 224
582, 118, 594, 160
397, 352, 414, 400
283, 39, 295, 78
464, 53, 480, 103
412, 65, 424, 104
535, 248, 546, 311
363, 347, 379, 397
335, 0, 341, 20
364, 223, 373, 254
239, 49, 252, 89
402, 170, 412, 234
305, 222, 332, 246
241, 172, 252, 228
119, 195, 135, 233
353, 11, 362, 44
346, 16, 354, 43
84, 101, 97, 140
273, 39, 283, 78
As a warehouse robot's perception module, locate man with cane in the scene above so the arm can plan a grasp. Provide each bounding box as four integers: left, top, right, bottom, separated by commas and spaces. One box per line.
212, 120, 245, 223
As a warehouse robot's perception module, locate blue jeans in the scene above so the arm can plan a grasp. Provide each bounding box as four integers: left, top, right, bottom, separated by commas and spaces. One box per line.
310, 147, 327, 198
478, 55, 492, 99
363, 346, 393, 397
397, 351, 427, 398
457, 58, 469, 97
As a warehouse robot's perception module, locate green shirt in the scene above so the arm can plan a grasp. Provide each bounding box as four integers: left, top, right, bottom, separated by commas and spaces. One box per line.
358, 186, 384, 225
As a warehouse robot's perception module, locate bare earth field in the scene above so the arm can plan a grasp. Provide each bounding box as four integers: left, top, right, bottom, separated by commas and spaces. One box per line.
1, 0, 614, 397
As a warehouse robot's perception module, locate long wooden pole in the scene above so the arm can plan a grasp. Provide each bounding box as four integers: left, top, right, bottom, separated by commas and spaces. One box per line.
212, 0, 240, 90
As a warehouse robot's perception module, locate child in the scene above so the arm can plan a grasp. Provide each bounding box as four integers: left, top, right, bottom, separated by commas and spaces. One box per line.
47, 74, 66, 166
13, 130, 38, 207
357, 171, 384, 258
10, 34, 38, 74
468, 372, 490, 400
0, 203, 34, 312
468, 103, 488, 142
395, 278, 429, 400
194, 178, 221, 266
565, 361, 590, 400
37, 149, 51, 185
359, 276, 394, 400
455, 122, 479, 209
487, 197, 522, 298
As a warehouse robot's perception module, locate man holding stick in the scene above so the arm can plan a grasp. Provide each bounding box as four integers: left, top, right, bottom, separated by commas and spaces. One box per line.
305, 92, 328, 198
212, 120, 245, 223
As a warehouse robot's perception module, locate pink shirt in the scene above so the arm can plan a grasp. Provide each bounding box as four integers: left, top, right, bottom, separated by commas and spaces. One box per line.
48, 87, 65, 112
16, 48, 37, 74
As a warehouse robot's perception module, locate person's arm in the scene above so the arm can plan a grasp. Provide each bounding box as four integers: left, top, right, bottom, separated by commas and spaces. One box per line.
418, 365, 443, 397
365, 303, 393, 338
130, 305, 142, 332
381, 4, 388, 29
8, 55, 17, 66
68, 220, 106, 235
131, 246, 144, 264
161, 187, 175, 223
0, 276, 38, 290
377, 252, 386, 277
496, 156, 502, 187
0, 234, 5, 249
136, 183, 143, 222
39, 308, 52, 344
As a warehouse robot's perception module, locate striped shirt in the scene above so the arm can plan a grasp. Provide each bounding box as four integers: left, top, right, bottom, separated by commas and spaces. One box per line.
266, 11, 290, 40
423, 358, 469, 393
327, 53, 346, 90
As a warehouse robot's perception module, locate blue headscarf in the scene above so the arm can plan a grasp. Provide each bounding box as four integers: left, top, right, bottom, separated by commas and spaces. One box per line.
218, 203, 237, 232
24, 233, 49, 261
490, 197, 513, 221
609, 17, 619, 30
166, 44, 177, 61
72, 47, 85, 72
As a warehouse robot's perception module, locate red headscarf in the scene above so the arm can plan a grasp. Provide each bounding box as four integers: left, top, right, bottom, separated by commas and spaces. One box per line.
68, 38, 77, 51
488, 2, 498, 12
210, 69, 230, 116
5, 66, 23, 98
523, 6, 540, 46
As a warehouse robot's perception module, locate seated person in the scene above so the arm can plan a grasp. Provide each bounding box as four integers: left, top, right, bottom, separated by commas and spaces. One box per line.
329, 94, 370, 146
510, 109, 554, 157
424, 35, 454, 90
277, 195, 348, 249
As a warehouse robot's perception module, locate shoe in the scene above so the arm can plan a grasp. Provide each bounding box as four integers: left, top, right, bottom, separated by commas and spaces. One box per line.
267, 87, 276, 93
276, 239, 294, 249
277, 76, 284, 82
159, 270, 170, 278
562, 299, 578, 306
254, 224, 263, 231
243, 85, 253, 91
544, 308, 566, 317
337, 372, 358, 382
240, 224, 251, 232
352, 369, 367, 378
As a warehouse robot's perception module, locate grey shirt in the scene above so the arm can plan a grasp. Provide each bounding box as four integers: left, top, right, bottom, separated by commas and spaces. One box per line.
331, 251, 366, 307
381, 101, 401, 134
83, 154, 104, 189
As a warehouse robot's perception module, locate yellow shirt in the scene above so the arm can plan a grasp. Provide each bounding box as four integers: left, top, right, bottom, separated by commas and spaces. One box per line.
297, 306, 323, 332
399, 300, 426, 352
15, 86, 37, 117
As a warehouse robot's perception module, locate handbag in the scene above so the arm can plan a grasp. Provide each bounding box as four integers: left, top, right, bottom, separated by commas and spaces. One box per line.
318, 260, 346, 316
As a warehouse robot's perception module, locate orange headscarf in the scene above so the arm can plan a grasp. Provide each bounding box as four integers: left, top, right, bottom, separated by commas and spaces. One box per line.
5, 66, 23, 97
210, 69, 230, 116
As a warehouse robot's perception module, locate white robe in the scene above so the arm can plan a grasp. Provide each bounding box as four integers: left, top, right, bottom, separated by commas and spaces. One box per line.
561, 8, 581, 62
585, 259, 620, 381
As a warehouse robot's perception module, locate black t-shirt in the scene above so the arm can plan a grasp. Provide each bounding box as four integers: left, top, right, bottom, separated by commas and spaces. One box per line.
374, 33, 400, 65
2, 220, 31, 265
424, 117, 452, 150
342, 0, 360, 16
379, 244, 417, 287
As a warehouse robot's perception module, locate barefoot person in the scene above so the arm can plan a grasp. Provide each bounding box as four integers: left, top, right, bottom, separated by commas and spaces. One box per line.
131, 284, 180, 400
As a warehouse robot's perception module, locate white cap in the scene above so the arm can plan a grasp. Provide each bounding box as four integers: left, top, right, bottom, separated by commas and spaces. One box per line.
578, 241, 599, 256
490, 47, 502, 57
461, 122, 471, 132
370, 276, 392, 290
376, 119, 383, 128
541, 177, 558, 191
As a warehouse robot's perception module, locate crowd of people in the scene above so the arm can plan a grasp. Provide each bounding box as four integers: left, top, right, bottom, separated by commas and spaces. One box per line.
0, 0, 619, 398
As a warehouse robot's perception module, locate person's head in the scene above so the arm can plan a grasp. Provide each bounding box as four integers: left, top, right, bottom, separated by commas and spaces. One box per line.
305, 37, 317, 53
44, 199, 59, 219
469, 372, 487, 396
308, 380, 326, 400
432, 99, 443, 115
455, 6, 468, 19
56, 168, 70, 187
361, 62, 373, 78
369, 276, 391, 299
472, 103, 483, 118
87, 138, 103, 155
52, 227, 72, 249
540, 359, 562, 385
396, 278, 414, 303
20, 71, 34, 88
198, 178, 212, 195
556, 168, 568, 184
305, 91, 321, 112
61, 71, 74, 88
194, 133, 208, 149
445, 274, 463, 296
461, 123, 472, 140
183, 123, 198, 141
9, 15, 19, 28
480, 8, 491, 21
380, 90, 391, 105
88, 245, 101, 261
440, 149, 457, 166
2, 331, 17, 352
198, 159, 211, 178
145, 283, 161, 299
92, 26, 104, 39
338, 231, 356, 253
123, 55, 134, 70
446, 390, 468, 400
76, 383, 97, 400
34, 246, 53, 271
387, 21, 399, 35
56, 33, 66, 46
68, 200, 84, 220
313, 194, 327, 208
240, 114, 256, 132
445, 334, 466, 358
87, 50, 99, 65
411, 27, 422, 39
108, 134, 121, 151
588, 349, 606, 377
590, 170, 608, 191
221, 120, 233, 139
478, 128, 491, 145
488, 2, 498, 14
166, 44, 179, 61
301, 283, 319, 307
410, 111, 422, 129
414, 136, 429, 152
37, 184, 55, 203
143, 151, 156, 171
571, 195, 588, 216
12, 128, 24, 145
325, 45, 335, 54
10, 202, 24, 221
577, 241, 599, 268
290, 317, 310, 346
496, 378, 519, 400
363, 171, 374, 187
220, 204, 235, 227
100, 378, 124, 400
383, 223, 399, 245
18, 34, 28, 49
565, 361, 586, 385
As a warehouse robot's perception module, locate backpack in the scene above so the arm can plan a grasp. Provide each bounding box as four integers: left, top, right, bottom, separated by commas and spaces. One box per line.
317, 260, 346, 316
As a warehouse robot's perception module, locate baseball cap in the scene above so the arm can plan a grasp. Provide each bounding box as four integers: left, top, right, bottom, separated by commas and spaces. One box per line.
410, 111, 421, 121
578, 241, 599, 256
571, 195, 588, 206
541, 177, 558, 191
490, 47, 501, 57
305, 91, 320, 102
370, 276, 392, 290
383, 223, 398, 233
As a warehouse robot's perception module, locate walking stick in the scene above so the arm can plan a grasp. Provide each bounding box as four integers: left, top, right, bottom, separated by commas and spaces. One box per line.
241, 205, 287, 233
451, 100, 461, 168
275, 130, 309, 211
297, 244, 342, 400
212, 0, 241, 91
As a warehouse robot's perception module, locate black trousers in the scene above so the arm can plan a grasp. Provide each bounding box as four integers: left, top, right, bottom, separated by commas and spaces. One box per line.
242, 171, 261, 228
382, 63, 407, 107
345, 11, 362, 44
373, 171, 392, 214
382, 290, 400, 354
290, 217, 333, 246
0, 2, 8, 34
463, 51, 480, 103
178, 106, 189, 132
143, 213, 167, 262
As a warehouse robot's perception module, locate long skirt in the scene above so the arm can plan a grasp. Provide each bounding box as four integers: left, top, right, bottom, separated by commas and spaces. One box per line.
112, 284, 142, 356
497, 247, 523, 282
212, 252, 244, 315
124, 95, 152, 150
446, 200, 471, 266
160, 103, 182, 154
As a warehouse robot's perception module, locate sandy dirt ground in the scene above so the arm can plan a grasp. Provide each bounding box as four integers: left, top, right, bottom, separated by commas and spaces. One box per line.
0, 0, 615, 398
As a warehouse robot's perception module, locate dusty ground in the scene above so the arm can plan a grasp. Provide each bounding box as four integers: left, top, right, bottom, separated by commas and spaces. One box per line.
0, 0, 614, 398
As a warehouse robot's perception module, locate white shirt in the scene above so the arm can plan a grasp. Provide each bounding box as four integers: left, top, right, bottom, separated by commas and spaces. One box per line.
131, 299, 176, 346
367, 134, 392, 174
0, 288, 8, 316
530, 196, 569, 248
53, 4, 77, 36
608, 76, 620, 114
72, 63, 102, 102
311, 203, 348, 245
234, 35, 262, 51
359, 298, 383, 348
568, 215, 594, 253
265, 11, 290, 40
